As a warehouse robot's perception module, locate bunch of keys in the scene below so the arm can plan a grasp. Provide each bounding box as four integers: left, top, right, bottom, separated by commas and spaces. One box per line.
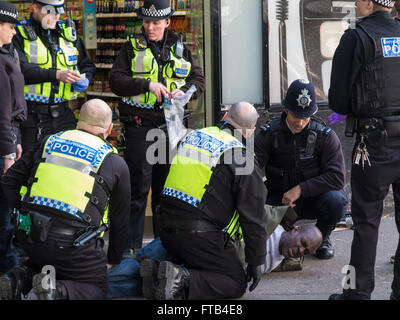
353, 135, 371, 170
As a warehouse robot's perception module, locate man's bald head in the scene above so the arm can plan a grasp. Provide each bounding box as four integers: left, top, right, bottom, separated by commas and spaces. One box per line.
77, 99, 113, 136
225, 102, 259, 130
280, 224, 323, 258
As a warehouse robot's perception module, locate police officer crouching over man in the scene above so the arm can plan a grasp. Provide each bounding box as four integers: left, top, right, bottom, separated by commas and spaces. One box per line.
12, 0, 96, 153
255, 79, 348, 261
329, 0, 400, 300
110, 0, 205, 256
141, 102, 268, 300
0, 0, 28, 274
0, 99, 130, 300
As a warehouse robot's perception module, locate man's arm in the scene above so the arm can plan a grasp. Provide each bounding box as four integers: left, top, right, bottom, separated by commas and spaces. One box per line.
109, 41, 150, 97
105, 155, 131, 265
0, 64, 15, 157
328, 29, 363, 115
75, 37, 96, 83
299, 131, 346, 198
179, 45, 205, 100
0, 141, 42, 208
234, 157, 267, 267
254, 129, 272, 170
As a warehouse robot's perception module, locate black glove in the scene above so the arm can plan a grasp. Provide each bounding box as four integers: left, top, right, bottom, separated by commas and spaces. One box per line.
246, 264, 262, 292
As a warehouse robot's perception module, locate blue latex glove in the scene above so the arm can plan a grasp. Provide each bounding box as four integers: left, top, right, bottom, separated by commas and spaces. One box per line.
328, 112, 347, 125
72, 78, 89, 92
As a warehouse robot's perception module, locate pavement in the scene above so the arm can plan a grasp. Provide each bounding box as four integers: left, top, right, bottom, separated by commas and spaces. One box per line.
244, 214, 397, 300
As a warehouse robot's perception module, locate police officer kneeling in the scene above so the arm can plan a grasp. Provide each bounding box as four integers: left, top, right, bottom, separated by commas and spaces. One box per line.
255, 79, 348, 260
0, 99, 130, 300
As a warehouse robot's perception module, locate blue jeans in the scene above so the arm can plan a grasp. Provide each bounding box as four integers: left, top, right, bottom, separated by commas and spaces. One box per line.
267, 189, 348, 239
0, 158, 19, 272
107, 237, 169, 299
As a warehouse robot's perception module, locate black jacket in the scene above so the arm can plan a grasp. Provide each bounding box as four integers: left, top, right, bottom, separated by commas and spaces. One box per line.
0, 130, 131, 265
0, 45, 27, 156
12, 15, 96, 99
110, 28, 205, 124
329, 11, 398, 115
160, 124, 267, 266
255, 114, 346, 198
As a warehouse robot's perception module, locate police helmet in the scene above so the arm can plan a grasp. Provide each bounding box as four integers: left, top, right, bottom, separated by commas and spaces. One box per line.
282, 79, 318, 119
35, 0, 65, 14
0, 1, 19, 24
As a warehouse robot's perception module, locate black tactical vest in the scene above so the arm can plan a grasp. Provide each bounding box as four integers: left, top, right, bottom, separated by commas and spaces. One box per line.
353, 14, 400, 118
263, 117, 331, 194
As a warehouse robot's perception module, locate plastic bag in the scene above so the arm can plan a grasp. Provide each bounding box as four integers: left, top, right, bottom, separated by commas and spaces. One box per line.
163, 85, 197, 149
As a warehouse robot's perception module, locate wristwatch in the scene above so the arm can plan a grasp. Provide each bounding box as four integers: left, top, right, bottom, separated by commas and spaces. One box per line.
3, 153, 16, 160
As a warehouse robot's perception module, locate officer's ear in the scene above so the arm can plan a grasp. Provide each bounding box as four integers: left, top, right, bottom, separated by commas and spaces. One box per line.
166, 19, 170, 27
104, 122, 113, 139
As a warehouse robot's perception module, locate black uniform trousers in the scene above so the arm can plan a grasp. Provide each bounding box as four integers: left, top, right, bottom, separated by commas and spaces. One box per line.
343, 139, 400, 299
160, 230, 247, 300
124, 124, 171, 249
21, 102, 77, 153
17, 231, 108, 300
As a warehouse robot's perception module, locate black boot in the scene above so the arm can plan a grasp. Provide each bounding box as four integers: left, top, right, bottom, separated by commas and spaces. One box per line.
140, 258, 160, 300
316, 237, 334, 259
32, 273, 68, 300
0, 265, 32, 300
155, 261, 190, 300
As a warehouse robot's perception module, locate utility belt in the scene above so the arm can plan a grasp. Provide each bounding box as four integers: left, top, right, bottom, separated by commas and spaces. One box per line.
357, 116, 400, 139
161, 218, 220, 234
29, 101, 69, 118
13, 210, 103, 247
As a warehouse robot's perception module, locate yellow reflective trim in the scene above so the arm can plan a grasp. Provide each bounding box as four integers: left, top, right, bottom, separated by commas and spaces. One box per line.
30, 163, 93, 212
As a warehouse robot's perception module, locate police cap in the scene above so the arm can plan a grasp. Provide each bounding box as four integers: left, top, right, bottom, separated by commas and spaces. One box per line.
282, 79, 318, 119
0, 1, 19, 24
35, 0, 65, 14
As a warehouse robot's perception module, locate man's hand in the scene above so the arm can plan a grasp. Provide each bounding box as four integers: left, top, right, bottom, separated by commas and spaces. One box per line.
282, 185, 302, 208
56, 70, 82, 84
246, 264, 262, 292
149, 82, 170, 103
16, 144, 22, 161
3, 158, 15, 174
170, 89, 185, 99
106, 264, 116, 270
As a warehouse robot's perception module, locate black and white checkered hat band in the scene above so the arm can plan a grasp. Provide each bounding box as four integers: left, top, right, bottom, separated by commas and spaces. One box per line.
372, 0, 395, 8
0, 9, 18, 20
141, 6, 171, 17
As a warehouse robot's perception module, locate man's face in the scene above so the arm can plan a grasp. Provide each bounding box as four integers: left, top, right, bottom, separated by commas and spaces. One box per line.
143, 19, 169, 42
355, 0, 373, 18
280, 227, 320, 258
33, 3, 61, 29
285, 111, 310, 134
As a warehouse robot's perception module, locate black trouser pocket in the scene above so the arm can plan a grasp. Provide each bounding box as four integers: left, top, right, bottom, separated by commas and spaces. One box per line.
30, 211, 53, 243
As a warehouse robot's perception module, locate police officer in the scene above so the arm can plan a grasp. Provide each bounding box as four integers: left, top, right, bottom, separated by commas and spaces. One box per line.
110, 0, 205, 254
12, 0, 96, 153
0, 0, 28, 274
144, 102, 267, 300
0, 99, 130, 300
329, 0, 400, 300
255, 79, 347, 260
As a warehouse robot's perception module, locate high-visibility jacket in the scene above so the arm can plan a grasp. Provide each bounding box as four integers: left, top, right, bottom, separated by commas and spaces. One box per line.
16, 20, 80, 104
122, 35, 191, 109
162, 127, 245, 237
21, 130, 118, 230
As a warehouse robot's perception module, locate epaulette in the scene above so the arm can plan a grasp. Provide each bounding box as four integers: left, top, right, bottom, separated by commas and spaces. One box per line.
129, 34, 147, 50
